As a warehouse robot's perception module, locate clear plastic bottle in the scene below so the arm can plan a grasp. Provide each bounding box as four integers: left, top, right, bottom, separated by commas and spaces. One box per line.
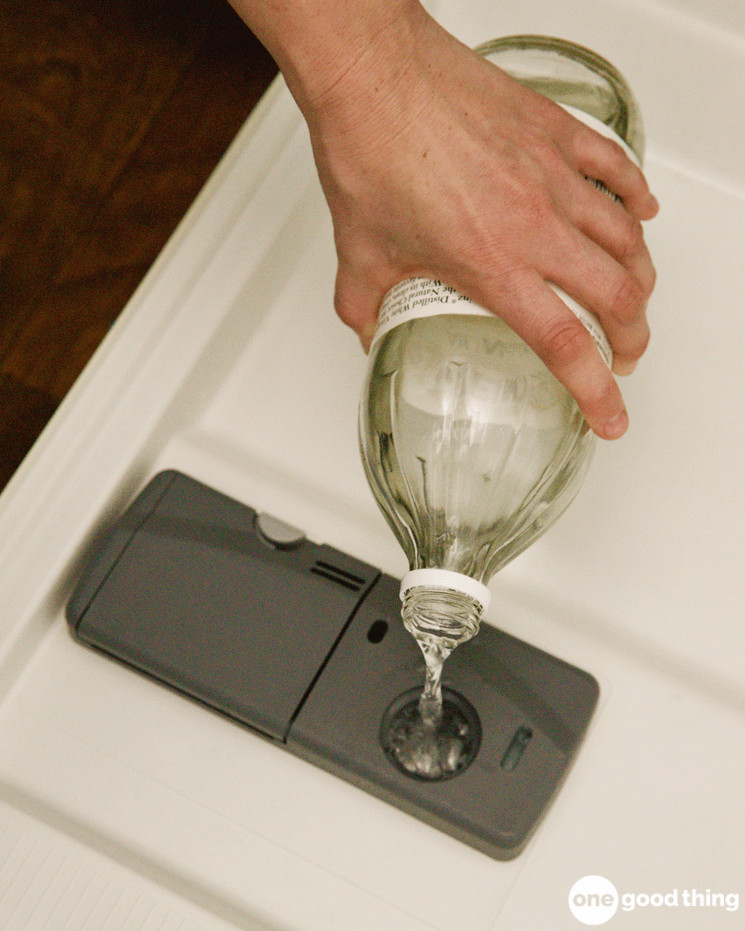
359, 37, 646, 776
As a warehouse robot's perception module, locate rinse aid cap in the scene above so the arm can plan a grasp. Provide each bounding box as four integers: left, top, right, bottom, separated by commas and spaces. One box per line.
400, 569, 492, 613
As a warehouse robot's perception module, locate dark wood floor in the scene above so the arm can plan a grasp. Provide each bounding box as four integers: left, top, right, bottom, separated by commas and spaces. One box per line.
0, 0, 277, 492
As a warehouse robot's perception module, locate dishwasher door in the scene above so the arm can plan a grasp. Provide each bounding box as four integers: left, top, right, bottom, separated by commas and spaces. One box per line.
0, 1, 743, 929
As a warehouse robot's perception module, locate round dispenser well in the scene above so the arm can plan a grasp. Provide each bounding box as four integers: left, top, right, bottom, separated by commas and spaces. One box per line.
380, 687, 481, 781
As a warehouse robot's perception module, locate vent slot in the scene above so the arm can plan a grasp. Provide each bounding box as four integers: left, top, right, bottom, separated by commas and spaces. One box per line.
501, 725, 533, 772
310, 560, 366, 592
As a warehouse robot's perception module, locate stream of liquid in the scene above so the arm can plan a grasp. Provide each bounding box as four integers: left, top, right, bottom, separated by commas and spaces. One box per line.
418, 638, 449, 727
382, 636, 477, 781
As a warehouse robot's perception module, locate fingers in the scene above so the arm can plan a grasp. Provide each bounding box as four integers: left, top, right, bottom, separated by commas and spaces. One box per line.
547, 172, 656, 376
571, 178, 657, 295
339, 244, 634, 440
541, 229, 649, 377
571, 123, 659, 220
492, 274, 631, 439
334, 187, 652, 440
326, 82, 660, 443
556, 242, 651, 378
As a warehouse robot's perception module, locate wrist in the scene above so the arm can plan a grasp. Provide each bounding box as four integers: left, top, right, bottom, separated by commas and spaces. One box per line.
229, 0, 429, 116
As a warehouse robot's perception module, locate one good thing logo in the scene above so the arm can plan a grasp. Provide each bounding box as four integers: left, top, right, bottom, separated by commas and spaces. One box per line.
568, 876, 619, 925
568, 875, 740, 925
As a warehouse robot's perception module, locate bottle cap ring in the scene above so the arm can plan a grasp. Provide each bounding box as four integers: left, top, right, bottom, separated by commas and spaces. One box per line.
400, 569, 491, 612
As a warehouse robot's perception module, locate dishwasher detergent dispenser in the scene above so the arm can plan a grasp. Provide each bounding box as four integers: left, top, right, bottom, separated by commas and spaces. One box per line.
66, 470, 599, 860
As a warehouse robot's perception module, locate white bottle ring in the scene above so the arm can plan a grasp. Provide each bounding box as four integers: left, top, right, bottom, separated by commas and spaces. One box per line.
400, 569, 491, 612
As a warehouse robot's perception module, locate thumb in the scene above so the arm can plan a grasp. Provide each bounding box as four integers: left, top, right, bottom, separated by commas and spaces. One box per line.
334, 261, 391, 352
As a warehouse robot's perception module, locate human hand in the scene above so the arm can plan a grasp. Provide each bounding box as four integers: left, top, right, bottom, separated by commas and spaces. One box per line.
300, 8, 658, 438
229, 0, 658, 439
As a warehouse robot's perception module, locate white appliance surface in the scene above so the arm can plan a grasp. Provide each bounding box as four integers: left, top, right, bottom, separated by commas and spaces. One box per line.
1, 1, 743, 928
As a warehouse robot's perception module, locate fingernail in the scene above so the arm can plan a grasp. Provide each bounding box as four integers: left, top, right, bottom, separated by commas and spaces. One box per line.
359, 324, 376, 354
603, 409, 629, 440
614, 359, 638, 377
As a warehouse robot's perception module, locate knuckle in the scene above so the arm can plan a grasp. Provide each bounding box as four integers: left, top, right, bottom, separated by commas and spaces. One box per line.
646, 261, 658, 295
613, 320, 651, 368
538, 136, 568, 173
540, 315, 589, 369
603, 138, 629, 172
584, 375, 620, 420
517, 184, 556, 228
333, 293, 358, 329
501, 159, 559, 228
616, 219, 657, 297
333, 269, 376, 332
607, 271, 645, 323
633, 323, 651, 358
618, 216, 645, 260
334, 295, 364, 333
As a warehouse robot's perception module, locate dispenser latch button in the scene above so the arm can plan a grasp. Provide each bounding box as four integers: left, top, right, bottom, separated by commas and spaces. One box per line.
255, 512, 306, 550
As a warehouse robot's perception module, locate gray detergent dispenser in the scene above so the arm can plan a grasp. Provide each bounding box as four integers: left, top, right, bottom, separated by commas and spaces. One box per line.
67, 470, 598, 860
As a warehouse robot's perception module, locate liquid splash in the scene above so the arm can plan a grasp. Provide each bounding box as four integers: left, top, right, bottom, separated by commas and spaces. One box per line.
381, 639, 479, 781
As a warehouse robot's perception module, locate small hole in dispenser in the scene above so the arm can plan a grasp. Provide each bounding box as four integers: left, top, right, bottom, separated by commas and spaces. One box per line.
367, 619, 388, 643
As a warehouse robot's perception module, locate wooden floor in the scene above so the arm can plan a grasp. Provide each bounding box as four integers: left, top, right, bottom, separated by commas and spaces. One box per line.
0, 0, 277, 492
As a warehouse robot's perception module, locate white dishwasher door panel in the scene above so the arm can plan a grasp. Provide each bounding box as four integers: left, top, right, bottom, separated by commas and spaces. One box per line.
0, 2, 744, 929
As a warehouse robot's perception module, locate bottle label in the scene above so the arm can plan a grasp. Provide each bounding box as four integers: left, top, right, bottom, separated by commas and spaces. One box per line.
371, 105, 640, 367
373, 278, 490, 346
373, 277, 612, 368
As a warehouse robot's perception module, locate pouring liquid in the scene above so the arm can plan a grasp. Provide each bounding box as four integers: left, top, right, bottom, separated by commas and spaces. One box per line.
363, 317, 591, 781
382, 610, 479, 780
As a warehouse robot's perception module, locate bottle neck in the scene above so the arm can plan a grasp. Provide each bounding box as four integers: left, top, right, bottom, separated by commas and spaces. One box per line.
401, 585, 484, 658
